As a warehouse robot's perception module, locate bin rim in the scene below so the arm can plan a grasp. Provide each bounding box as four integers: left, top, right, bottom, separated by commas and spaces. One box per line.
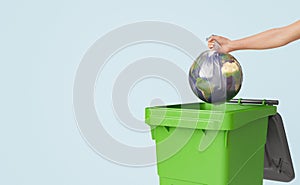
145, 102, 277, 130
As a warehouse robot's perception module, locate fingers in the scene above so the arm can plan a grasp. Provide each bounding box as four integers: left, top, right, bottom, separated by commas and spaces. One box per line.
207, 35, 219, 49
208, 42, 214, 49
207, 37, 213, 42
207, 35, 219, 42
207, 37, 215, 42
207, 35, 220, 47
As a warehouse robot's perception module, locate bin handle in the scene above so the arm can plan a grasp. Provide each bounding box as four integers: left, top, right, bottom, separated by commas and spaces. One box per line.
229, 98, 279, 106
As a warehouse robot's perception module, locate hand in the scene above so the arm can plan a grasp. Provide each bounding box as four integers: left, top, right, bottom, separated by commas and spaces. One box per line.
207, 35, 233, 53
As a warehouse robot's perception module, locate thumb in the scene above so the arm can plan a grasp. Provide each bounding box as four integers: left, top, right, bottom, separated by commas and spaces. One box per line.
210, 35, 221, 42
207, 35, 221, 44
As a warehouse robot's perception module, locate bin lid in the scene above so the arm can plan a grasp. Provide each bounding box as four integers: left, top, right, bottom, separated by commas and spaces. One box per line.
264, 113, 295, 182
145, 102, 277, 130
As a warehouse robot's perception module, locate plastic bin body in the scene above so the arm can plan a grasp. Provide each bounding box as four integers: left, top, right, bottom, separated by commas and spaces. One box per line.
145, 103, 277, 185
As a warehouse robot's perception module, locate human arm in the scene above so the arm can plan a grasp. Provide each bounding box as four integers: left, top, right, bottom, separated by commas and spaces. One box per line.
208, 20, 300, 53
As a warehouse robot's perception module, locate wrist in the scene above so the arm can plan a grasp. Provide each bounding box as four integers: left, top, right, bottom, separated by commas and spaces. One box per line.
228, 40, 238, 52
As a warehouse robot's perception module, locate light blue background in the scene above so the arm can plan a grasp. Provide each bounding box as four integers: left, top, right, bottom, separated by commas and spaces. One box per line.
1, 0, 299, 184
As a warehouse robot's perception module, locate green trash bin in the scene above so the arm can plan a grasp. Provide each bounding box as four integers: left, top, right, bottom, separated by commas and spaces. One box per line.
145, 102, 277, 185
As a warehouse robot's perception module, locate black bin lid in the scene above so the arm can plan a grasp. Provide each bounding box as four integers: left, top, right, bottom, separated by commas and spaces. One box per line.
264, 113, 295, 182
229, 99, 295, 182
